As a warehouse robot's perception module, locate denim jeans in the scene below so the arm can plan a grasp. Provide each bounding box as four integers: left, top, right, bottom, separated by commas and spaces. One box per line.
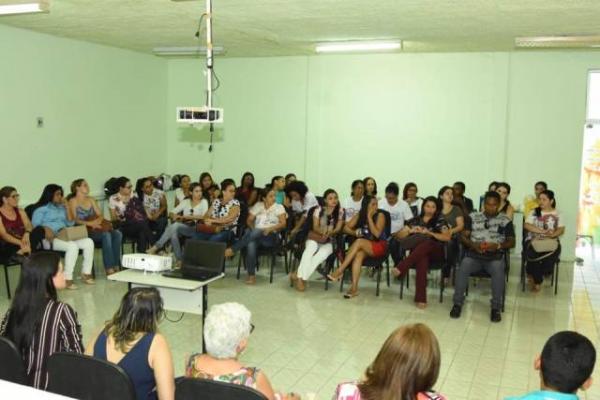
172, 225, 234, 261
89, 229, 123, 269
232, 228, 277, 276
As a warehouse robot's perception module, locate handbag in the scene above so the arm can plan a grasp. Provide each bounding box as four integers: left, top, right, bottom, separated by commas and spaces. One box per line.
85, 216, 113, 233
196, 222, 219, 234
531, 238, 559, 253
307, 231, 329, 244
124, 197, 147, 223
56, 225, 88, 241
396, 233, 428, 250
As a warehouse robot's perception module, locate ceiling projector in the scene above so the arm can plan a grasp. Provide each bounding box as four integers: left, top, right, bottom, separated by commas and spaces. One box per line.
122, 254, 172, 272
177, 106, 224, 124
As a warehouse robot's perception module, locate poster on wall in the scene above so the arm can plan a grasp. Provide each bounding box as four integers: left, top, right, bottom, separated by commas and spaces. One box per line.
578, 124, 600, 241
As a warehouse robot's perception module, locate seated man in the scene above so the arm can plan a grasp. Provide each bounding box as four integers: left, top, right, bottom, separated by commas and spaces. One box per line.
450, 191, 515, 322
506, 331, 595, 400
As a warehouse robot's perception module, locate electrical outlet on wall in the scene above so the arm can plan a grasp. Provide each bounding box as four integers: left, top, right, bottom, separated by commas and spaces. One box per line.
37, 117, 44, 128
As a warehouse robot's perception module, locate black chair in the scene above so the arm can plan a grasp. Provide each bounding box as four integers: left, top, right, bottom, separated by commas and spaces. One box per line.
0, 256, 21, 299
462, 248, 509, 312
47, 352, 136, 400
399, 242, 448, 303
0, 337, 27, 385
340, 210, 392, 297
176, 377, 267, 400
236, 232, 289, 283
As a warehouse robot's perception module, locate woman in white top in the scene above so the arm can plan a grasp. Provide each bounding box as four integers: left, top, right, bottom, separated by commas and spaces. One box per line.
147, 183, 209, 258
524, 190, 564, 292
224, 187, 287, 285
174, 175, 191, 207
343, 180, 364, 222
403, 182, 423, 218
285, 181, 319, 237
293, 189, 344, 292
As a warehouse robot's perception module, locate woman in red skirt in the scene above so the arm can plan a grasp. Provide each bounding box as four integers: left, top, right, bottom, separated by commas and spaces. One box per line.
328, 196, 388, 299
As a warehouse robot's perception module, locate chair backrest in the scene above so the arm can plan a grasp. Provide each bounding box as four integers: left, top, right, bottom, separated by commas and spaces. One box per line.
377, 209, 392, 239
0, 336, 27, 385
176, 377, 267, 400
47, 352, 136, 400
24, 204, 37, 220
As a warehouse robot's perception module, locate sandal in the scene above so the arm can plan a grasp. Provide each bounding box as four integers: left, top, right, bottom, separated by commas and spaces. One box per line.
327, 271, 341, 282
343, 290, 359, 299
81, 274, 96, 285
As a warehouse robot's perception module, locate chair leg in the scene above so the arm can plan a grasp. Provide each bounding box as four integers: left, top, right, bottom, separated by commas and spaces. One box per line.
4, 265, 11, 300
554, 260, 559, 295
236, 252, 242, 280
399, 275, 404, 299
521, 258, 526, 292
340, 269, 346, 292
269, 255, 274, 284
386, 259, 390, 287
376, 267, 381, 297
439, 270, 444, 303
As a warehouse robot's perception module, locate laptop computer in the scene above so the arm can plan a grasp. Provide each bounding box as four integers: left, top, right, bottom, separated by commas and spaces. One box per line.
162, 240, 225, 281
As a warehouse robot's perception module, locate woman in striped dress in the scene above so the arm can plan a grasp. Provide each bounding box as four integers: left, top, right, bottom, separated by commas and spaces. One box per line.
0, 251, 84, 389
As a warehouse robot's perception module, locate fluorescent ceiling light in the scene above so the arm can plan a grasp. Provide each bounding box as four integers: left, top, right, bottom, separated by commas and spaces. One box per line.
153, 46, 224, 56
0, 0, 49, 16
515, 35, 600, 48
315, 41, 402, 53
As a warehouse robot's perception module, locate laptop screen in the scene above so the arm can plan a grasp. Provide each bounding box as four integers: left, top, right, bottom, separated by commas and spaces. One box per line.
182, 240, 226, 271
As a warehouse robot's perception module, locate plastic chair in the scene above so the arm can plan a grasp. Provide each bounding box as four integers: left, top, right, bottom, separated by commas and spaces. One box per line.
0, 336, 27, 384
176, 377, 267, 400
47, 352, 136, 400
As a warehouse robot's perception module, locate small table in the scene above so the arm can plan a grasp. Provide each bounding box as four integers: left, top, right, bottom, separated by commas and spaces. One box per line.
108, 269, 224, 352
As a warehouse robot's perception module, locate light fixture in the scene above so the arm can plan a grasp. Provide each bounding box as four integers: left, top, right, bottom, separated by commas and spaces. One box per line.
515, 35, 600, 48
152, 46, 224, 57
315, 40, 402, 54
0, 0, 49, 16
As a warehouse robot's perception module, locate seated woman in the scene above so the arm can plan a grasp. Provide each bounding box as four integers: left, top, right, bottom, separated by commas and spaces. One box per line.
438, 186, 464, 280
224, 186, 287, 285
0, 186, 45, 261
186, 302, 299, 400
236, 172, 258, 207
199, 172, 214, 197
523, 181, 547, 217
496, 182, 515, 220
327, 196, 387, 299
32, 184, 95, 289
173, 180, 240, 263
524, 190, 564, 292
137, 177, 168, 240
284, 173, 296, 186
68, 179, 123, 276
207, 183, 220, 203
87, 287, 175, 400
363, 177, 378, 199
479, 181, 500, 211
403, 182, 423, 218
334, 323, 446, 400
293, 189, 344, 292
391, 197, 451, 309
148, 183, 209, 257
174, 174, 191, 207
285, 181, 319, 237
343, 180, 364, 222
109, 177, 154, 252
0, 252, 84, 389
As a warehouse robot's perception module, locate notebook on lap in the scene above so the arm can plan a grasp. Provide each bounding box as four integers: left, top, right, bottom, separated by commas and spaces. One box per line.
162, 240, 225, 281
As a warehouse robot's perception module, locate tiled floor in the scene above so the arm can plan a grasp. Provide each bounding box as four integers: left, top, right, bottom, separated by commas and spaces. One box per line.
1, 248, 599, 400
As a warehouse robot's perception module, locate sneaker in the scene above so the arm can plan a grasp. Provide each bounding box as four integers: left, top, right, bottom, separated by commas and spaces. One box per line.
490, 308, 502, 323
449, 304, 462, 319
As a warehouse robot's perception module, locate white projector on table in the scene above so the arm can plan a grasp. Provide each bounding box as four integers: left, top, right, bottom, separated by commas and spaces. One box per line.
122, 254, 172, 272
177, 106, 224, 124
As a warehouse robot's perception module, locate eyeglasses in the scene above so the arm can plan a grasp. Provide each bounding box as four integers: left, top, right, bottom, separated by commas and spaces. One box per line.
250, 323, 255, 334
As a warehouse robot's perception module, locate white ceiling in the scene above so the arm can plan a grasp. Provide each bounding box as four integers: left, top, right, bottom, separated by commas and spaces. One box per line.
2, 0, 600, 56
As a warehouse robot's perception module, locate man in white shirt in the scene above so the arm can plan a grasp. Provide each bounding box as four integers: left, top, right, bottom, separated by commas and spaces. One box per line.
379, 182, 414, 263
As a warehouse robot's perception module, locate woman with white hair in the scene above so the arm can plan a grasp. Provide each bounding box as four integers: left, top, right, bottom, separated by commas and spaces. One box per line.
185, 303, 300, 400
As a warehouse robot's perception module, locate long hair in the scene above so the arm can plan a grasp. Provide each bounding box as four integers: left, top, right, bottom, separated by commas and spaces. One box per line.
105, 287, 164, 353
67, 178, 85, 201
351, 179, 364, 196
496, 182, 511, 206
0, 186, 16, 207
3, 252, 61, 353
357, 195, 374, 228
322, 189, 341, 226
535, 190, 556, 217
419, 196, 441, 224
363, 177, 378, 196
135, 177, 151, 201
285, 180, 308, 200
403, 182, 417, 200
32, 184, 63, 213
358, 324, 441, 400
240, 172, 255, 190
199, 172, 213, 189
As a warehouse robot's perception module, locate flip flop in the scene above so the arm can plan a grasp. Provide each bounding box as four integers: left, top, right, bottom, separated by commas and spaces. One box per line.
343, 291, 359, 299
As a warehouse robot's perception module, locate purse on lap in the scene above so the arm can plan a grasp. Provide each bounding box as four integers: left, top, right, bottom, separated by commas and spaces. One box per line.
56, 225, 88, 241
531, 238, 559, 253
196, 222, 218, 234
